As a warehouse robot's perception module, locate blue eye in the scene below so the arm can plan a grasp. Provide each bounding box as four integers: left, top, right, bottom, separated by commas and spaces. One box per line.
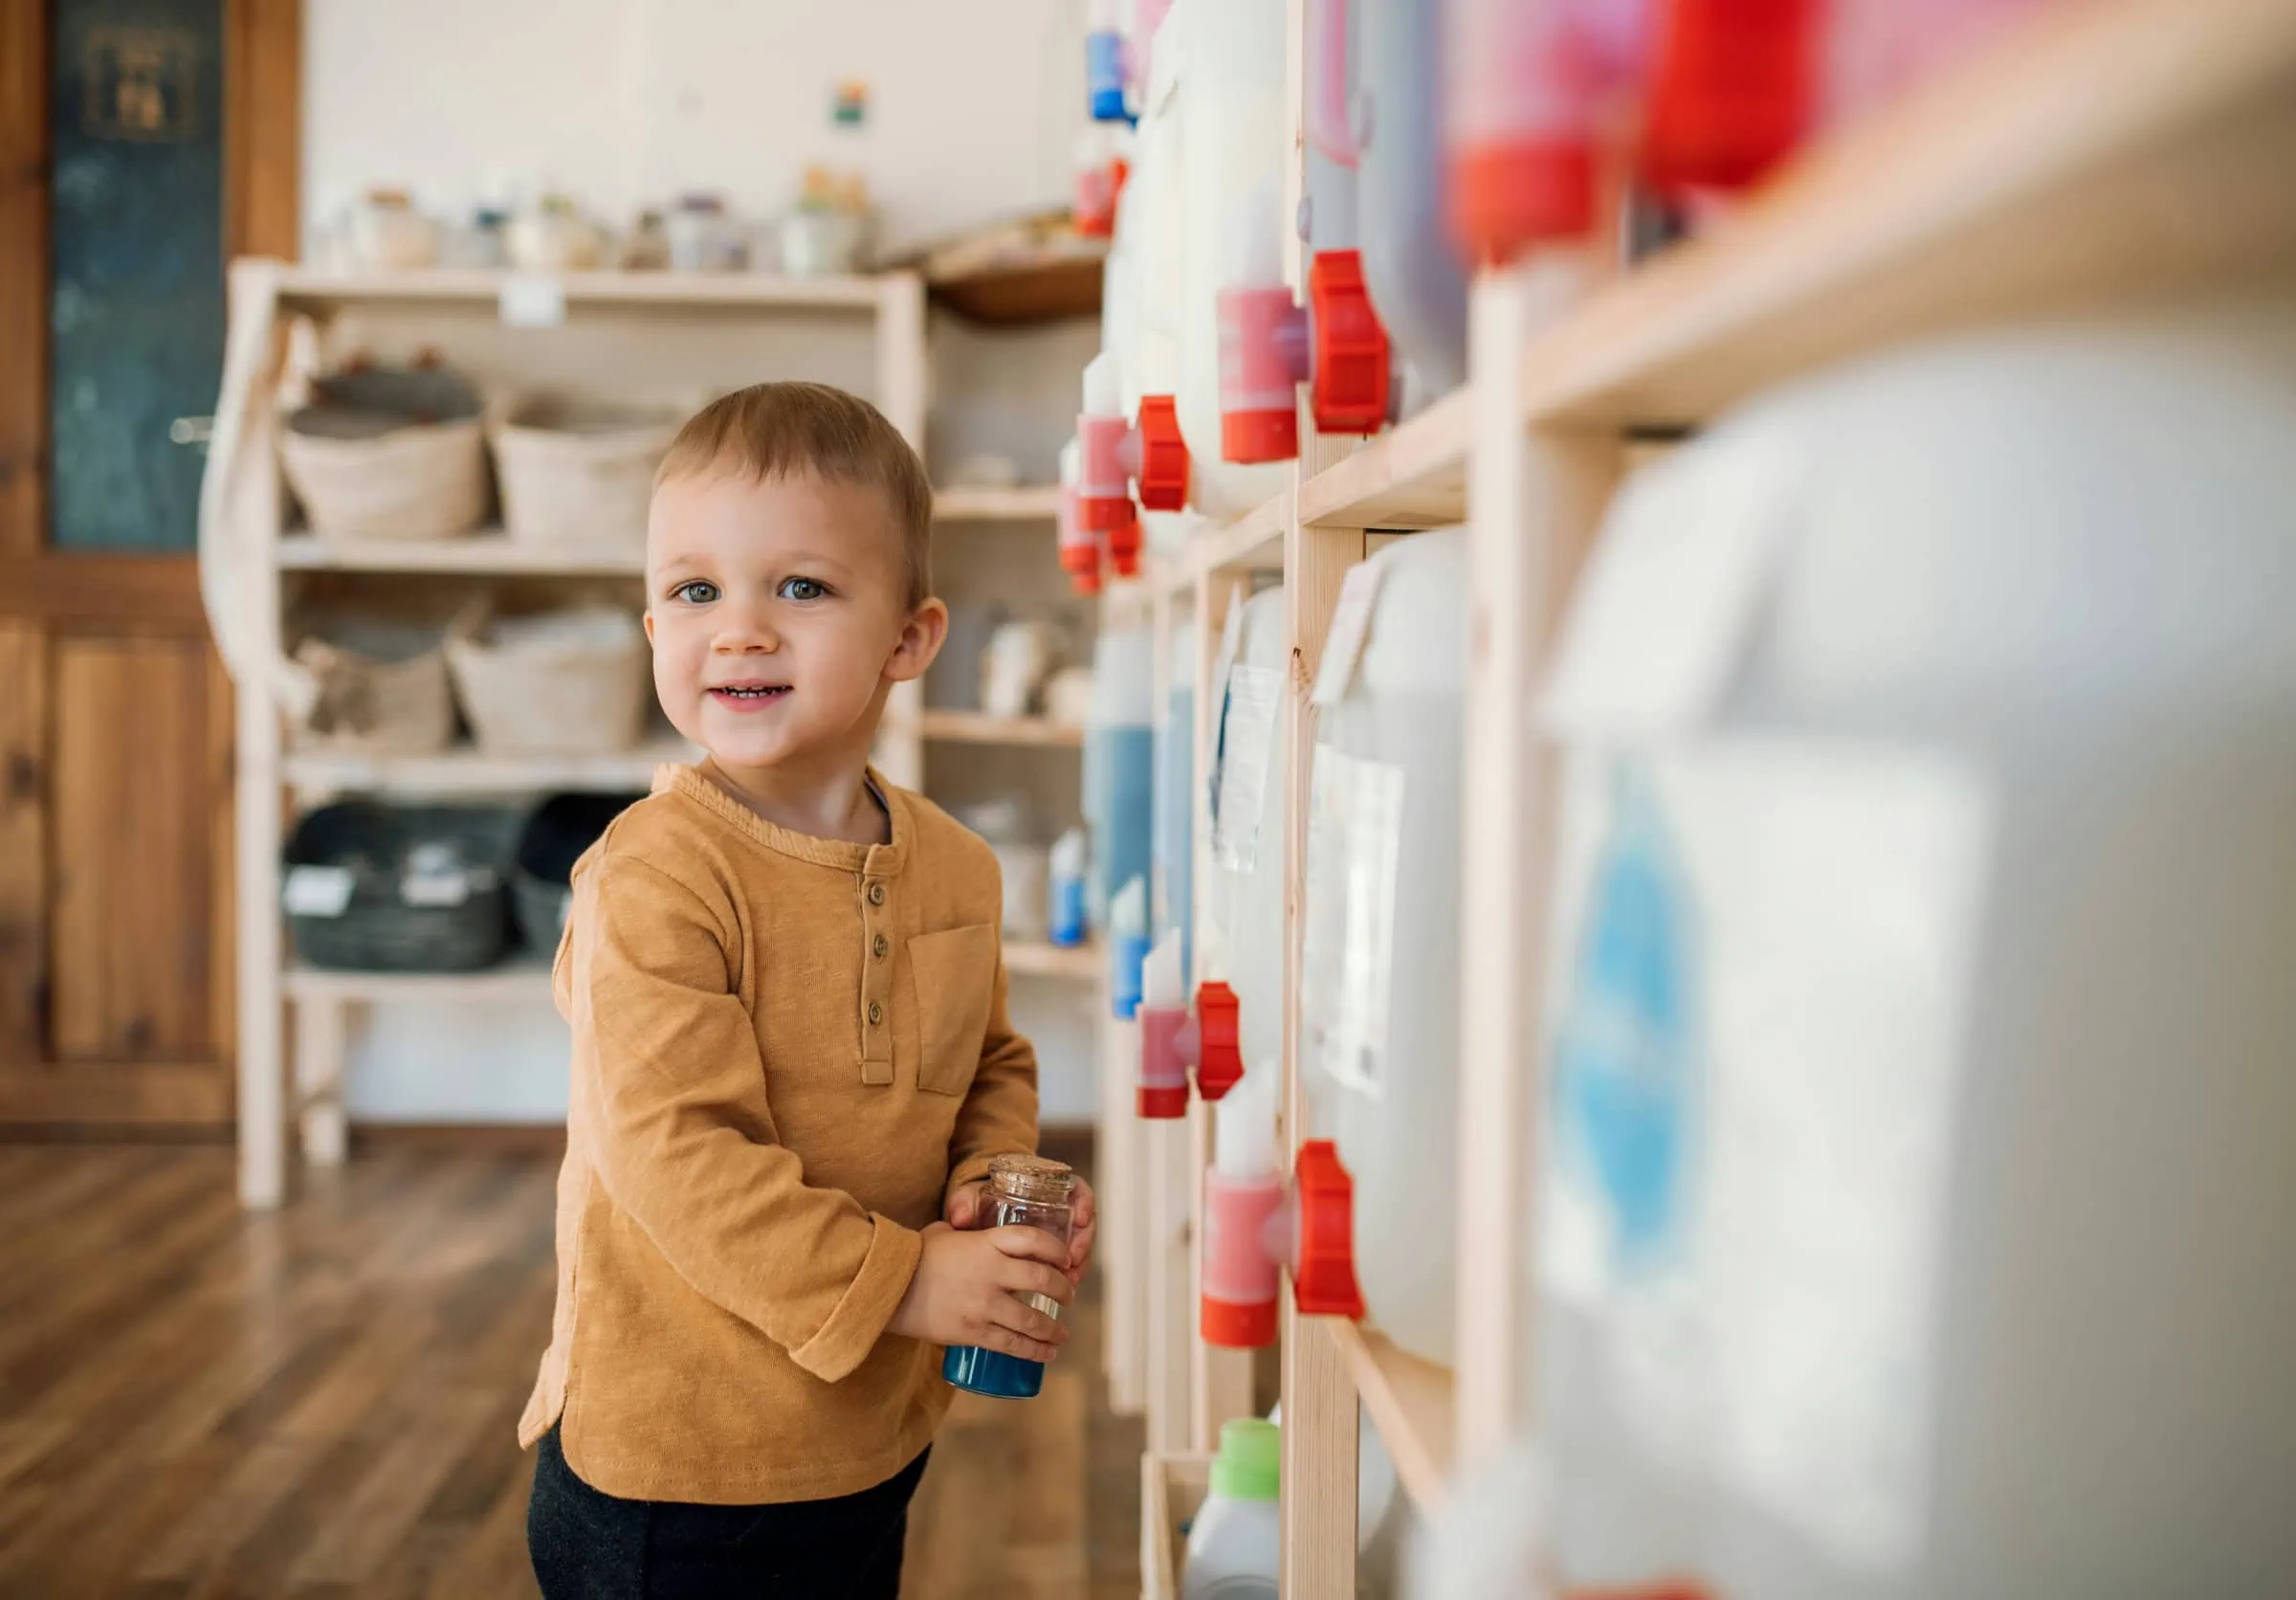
780, 577, 828, 602
671, 579, 719, 605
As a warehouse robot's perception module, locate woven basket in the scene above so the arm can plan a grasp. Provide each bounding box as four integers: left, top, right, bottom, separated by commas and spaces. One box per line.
446, 604, 651, 755
511, 791, 643, 951
286, 616, 456, 754
284, 802, 517, 972
489, 395, 681, 550
280, 366, 490, 543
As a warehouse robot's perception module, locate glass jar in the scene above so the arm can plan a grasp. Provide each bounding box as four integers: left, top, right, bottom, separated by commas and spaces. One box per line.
941, 1154, 1077, 1399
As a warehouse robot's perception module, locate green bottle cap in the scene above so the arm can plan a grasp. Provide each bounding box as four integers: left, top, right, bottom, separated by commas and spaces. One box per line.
1210, 1417, 1281, 1501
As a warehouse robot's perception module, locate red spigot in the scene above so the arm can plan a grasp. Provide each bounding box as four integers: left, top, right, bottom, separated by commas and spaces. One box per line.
1287, 1140, 1365, 1319
1056, 479, 1103, 595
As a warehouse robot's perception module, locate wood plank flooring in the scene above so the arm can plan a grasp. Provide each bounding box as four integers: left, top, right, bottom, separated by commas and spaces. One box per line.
0, 1141, 1143, 1599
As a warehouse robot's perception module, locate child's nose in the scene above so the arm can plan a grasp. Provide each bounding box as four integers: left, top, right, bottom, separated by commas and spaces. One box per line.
712, 610, 781, 653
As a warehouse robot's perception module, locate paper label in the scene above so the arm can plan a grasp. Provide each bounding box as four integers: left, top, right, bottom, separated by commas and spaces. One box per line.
499, 273, 566, 327
1210, 663, 1283, 873
1300, 749, 1405, 1099
1311, 561, 1385, 707
282, 864, 355, 919
1539, 742, 1992, 1575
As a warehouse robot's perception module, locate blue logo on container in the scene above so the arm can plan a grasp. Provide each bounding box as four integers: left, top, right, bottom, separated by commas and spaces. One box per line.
1554, 766, 1697, 1268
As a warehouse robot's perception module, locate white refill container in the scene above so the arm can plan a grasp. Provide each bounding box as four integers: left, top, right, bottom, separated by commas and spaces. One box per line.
1154, 619, 1199, 984
1085, 622, 1157, 935
1183, 1417, 1282, 1600
1298, 528, 1468, 1364
1213, 587, 1292, 1078
1173, 0, 1290, 516
1527, 306, 2296, 1598
1131, 2, 1195, 555
1357, 0, 1468, 398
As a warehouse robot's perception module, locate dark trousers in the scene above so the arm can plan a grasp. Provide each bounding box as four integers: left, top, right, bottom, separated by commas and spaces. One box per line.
527, 1425, 929, 1600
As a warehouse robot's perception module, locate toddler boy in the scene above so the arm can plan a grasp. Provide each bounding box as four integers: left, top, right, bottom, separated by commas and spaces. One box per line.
520, 383, 1096, 1599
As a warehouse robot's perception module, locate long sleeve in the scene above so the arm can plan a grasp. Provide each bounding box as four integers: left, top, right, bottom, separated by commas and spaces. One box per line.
563, 853, 921, 1384
944, 935, 1043, 1199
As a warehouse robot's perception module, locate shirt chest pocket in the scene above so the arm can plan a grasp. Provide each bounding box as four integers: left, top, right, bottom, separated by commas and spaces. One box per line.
907, 923, 998, 1096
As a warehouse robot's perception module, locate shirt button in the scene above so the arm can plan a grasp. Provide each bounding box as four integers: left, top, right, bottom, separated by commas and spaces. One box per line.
872, 934, 889, 958
867, 1001, 884, 1026
867, 882, 886, 906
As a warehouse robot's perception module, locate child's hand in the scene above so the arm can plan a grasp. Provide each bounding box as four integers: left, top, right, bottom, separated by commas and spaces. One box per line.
887, 1222, 1075, 1363
946, 1173, 1098, 1288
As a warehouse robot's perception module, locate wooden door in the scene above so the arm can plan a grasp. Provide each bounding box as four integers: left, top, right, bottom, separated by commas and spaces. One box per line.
0, 0, 298, 1126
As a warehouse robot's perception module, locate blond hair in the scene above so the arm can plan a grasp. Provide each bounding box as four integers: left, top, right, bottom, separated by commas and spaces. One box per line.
655, 382, 933, 608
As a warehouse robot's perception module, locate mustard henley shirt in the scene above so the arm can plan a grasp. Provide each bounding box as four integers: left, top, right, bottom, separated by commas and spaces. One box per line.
518, 765, 1040, 1503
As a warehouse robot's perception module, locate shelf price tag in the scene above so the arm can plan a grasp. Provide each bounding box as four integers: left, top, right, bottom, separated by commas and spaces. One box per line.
499, 274, 566, 328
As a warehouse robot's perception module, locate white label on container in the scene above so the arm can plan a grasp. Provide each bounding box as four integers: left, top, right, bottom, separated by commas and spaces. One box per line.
1311, 561, 1385, 707
1210, 663, 1283, 873
282, 864, 355, 919
400, 868, 474, 908
499, 273, 566, 327
1299, 749, 1403, 1099
1537, 741, 1992, 1576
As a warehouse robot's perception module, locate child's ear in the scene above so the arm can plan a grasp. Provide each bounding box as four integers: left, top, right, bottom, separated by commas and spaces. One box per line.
885, 597, 948, 684
643, 610, 655, 645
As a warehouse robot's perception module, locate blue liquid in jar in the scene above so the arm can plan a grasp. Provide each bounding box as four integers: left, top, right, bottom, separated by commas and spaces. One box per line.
942, 1342, 1046, 1398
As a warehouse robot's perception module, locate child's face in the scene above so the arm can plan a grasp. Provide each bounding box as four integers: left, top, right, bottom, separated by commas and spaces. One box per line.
644, 468, 942, 776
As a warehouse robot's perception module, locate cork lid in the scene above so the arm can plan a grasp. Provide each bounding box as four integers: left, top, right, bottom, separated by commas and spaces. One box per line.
988, 1153, 1077, 1206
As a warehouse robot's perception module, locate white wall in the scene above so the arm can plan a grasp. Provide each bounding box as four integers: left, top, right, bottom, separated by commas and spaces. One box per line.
303, 0, 1087, 258
312, 0, 1108, 1125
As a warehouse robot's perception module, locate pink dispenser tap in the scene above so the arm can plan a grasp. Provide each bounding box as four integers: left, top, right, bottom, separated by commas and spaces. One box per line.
1077, 353, 1190, 576
1055, 436, 1102, 596
1138, 932, 1245, 1119
1215, 194, 1394, 464
1201, 1061, 1284, 1349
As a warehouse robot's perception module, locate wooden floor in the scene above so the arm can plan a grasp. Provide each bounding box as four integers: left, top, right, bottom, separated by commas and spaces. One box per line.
0, 1141, 1143, 1600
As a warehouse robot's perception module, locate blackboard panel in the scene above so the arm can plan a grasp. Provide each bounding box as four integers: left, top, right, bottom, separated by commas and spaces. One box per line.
48, 0, 226, 554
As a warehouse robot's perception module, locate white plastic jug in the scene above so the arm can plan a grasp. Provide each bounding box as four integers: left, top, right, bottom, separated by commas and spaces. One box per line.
1296, 529, 1468, 1357
1182, 1418, 1281, 1599
1358, 0, 1468, 398
1154, 618, 1198, 985
1527, 306, 2296, 1598
1213, 586, 1291, 1077
1173, 0, 1290, 517
1085, 623, 1156, 946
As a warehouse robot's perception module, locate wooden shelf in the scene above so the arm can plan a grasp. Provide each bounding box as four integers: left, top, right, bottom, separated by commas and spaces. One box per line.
915, 710, 1085, 748
1004, 940, 1098, 981
1332, 1321, 1455, 1511
1521, 0, 2296, 429
285, 740, 695, 796
1296, 389, 1473, 531
928, 252, 1105, 327
932, 485, 1064, 522
1140, 1453, 1213, 1600
267, 262, 893, 314
277, 529, 644, 575
286, 959, 554, 1004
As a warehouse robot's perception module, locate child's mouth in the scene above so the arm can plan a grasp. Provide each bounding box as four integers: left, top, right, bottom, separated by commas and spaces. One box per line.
709, 683, 791, 707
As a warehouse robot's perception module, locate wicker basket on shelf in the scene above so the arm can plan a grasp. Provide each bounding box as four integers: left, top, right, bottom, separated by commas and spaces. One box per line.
445, 603, 652, 755
279, 364, 489, 543
489, 395, 682, 551
283, 802, 519, 972
284, 614, 456, 755
511, 791, 644, 951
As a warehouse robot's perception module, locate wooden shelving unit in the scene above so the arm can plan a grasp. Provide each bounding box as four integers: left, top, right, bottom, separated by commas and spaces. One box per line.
208, 262, 932, 1207
915, 710, 1086, 748
1091, 1, 2296, 1591
932, 484, 1063, 522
